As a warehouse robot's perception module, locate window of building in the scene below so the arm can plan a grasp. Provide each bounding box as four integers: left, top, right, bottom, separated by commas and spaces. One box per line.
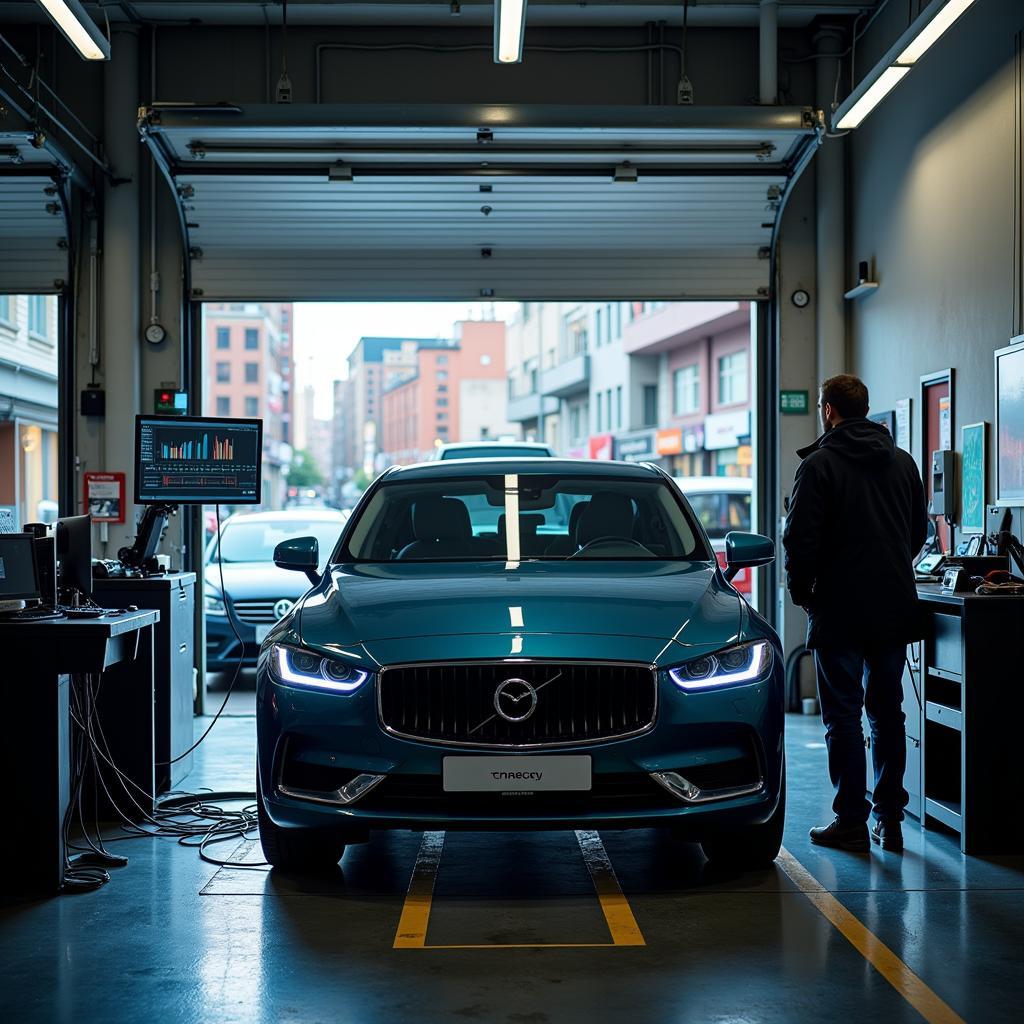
245, 396, 259, 416
437, 411, 448, 421
595, 391, 604, 432
595, 308, 603, 347
606, 389, 613, 429
28, 295, 50, 339
216, 361, 230, 383
437, 370, 448, 381
566, 314, 589, 358
0, 295, 14, 324
437, 397, 449, 407
245, 362, 259, 383
569, 404, 581, 442
244, 328, 259, 350
437, 355, 449, 365
216, 327, 230, 349
522, 302, 531, 322
437, 384, 448, 393
614, 303, 622, 338
673, 364, 700, 415
216, 396, 230, 415
280, 356, 289, 373
281, 308, 289, 325
616, 385, 623, 429
718, 351, 748, 406
642, 384, 658, 427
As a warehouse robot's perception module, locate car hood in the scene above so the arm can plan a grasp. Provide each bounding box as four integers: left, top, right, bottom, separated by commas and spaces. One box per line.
296, 560, 744, 666
203, 561, 313, 601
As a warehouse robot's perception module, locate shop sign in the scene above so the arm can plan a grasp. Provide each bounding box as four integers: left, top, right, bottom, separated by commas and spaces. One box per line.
682, 426, 704, 453
614, 431, 655, 462
656, 428, 683, 456
588, 433, 614, 460
780, 390, 809, 415
704, 410, 751, 450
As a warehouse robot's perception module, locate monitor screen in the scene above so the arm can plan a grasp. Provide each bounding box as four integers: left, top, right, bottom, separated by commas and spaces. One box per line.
0, 534, 41, 601
135, 416, 264, 504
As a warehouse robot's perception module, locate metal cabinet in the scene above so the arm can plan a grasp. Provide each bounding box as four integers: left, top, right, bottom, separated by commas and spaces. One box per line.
94, 573, 196, 793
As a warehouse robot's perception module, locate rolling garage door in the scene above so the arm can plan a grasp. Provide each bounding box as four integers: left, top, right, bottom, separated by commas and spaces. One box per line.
0, 133, 71, 294
139, 103, 821, 302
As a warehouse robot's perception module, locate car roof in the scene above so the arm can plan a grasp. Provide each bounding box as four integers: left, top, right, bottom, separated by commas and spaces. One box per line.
439, 441, 553, 453
220, 508, 346, 523
673, 475, 753, 492
385, 457, 662, 481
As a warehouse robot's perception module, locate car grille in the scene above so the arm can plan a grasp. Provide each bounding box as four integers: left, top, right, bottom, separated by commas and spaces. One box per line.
232, 599, 290, 624
378, 661, 656, 748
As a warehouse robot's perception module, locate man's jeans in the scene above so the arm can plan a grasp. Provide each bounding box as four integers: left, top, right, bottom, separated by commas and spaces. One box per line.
813, 645, 909, 825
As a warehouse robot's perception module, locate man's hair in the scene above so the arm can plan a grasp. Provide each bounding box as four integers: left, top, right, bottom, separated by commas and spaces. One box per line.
820, 374, 869, 419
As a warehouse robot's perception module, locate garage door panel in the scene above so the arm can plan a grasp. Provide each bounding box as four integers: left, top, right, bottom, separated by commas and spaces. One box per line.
0, 174, 68, 293
142, 104, 817, 301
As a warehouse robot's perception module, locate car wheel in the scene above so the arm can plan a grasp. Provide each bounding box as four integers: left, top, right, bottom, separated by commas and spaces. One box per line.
699, 775, 786, 870
256, 774, 347, 872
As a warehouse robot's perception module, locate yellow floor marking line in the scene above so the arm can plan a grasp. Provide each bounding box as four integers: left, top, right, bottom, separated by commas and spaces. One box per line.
575, 830, 646, 947
393, 830, 645, 950
777, 848, 965, 1024
393, 831, 446, 948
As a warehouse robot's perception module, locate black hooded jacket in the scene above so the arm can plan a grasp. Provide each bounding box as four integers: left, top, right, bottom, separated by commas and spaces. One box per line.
782, 417, 929, 650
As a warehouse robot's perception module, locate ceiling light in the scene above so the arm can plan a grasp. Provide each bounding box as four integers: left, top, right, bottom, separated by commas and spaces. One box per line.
36, 0, 110, 61
832, 0, 978, 131
897, 0, 977, 65
494, 0, 527, 65
836, 66, 910, 130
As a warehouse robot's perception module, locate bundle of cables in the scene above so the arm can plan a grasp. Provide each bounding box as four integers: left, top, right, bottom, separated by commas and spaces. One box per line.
61, 504, 264, 893
975, 570, 1024, 595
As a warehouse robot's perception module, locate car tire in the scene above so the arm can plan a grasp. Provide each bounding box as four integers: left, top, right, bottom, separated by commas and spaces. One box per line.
257, 774, 347, 872
699, 775, 786, 870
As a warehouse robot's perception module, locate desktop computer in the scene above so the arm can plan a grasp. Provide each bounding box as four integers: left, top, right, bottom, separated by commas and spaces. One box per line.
0, 533, 64, 620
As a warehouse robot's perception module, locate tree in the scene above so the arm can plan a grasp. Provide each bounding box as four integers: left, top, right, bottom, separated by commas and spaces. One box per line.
287, 449, 323, 488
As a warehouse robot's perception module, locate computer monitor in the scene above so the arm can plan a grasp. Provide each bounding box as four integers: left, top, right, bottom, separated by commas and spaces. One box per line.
0, 533, 41, 611
56, 514, 93, 602
134, 415, 263, 505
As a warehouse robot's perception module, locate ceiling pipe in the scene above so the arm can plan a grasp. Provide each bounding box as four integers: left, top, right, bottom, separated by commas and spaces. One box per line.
759, 0, 778, 105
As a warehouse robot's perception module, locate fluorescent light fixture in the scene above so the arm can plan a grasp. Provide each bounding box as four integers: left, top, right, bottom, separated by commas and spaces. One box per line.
494, 0, 527, 65
898, 0, 977, 65
833, 0, 978, 131
36, 0, 110, 61
836, 66, 910, 130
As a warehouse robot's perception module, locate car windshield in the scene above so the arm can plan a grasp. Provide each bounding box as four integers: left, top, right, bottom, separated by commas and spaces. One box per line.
686, 492, 752, 540
211, 519, 343, 567
341, 473, 709, 563
441, 446, 549, 459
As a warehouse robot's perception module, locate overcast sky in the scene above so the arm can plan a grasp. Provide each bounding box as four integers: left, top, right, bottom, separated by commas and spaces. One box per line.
292, 302, 519, 417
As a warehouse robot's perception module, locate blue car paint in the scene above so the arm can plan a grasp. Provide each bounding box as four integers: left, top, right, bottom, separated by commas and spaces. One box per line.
255, 460, 784, 837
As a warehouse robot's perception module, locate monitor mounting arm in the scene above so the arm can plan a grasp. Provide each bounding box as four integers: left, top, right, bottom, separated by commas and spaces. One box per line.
119, 503, 178, 573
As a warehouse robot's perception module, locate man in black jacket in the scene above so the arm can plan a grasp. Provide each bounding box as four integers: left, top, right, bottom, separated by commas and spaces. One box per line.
783, 375, 928, 853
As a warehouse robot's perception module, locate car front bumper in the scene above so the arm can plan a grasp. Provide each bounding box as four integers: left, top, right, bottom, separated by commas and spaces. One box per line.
256, 655, 784, 836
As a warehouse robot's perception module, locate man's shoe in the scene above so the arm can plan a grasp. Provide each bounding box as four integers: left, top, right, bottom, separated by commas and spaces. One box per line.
871, 819, 904, 852
809, 818, 870, 852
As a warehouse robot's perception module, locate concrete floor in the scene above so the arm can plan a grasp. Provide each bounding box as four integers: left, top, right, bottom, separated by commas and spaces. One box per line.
2, 713, 1022, 1023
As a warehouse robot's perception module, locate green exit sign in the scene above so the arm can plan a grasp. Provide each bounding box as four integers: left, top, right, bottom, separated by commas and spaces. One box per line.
780, 390, 810, 415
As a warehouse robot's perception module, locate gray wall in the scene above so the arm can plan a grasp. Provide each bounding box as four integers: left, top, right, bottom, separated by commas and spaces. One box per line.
848, 0, 1023, 517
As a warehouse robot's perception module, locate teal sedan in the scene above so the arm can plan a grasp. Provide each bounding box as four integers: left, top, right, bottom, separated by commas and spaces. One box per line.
255, 459, 783, 872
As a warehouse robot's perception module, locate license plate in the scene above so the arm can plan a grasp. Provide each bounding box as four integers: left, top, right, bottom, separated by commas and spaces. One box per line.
442, 755, 592, 793
254, 624, 272, 644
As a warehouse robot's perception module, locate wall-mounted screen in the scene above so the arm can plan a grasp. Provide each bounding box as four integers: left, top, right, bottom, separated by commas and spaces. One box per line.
995, 343, 1024, 506
135, 416, 263, 505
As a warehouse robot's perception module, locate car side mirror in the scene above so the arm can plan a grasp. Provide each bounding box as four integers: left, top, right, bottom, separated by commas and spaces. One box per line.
724, 531, 775, 582
274, 536, 321, 586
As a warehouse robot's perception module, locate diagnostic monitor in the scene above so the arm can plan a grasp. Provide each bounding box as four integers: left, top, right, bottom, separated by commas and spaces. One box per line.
0, 533, 41, 603
135, 415, 263, 505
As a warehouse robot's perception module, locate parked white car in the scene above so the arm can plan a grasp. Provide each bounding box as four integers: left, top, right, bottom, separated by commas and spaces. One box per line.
673, 476, 753, 594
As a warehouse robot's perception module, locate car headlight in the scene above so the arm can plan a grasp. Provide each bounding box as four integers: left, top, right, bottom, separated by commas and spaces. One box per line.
668, 640, 773, 691
270, 643, 370, 694
205, 588, 226, 616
